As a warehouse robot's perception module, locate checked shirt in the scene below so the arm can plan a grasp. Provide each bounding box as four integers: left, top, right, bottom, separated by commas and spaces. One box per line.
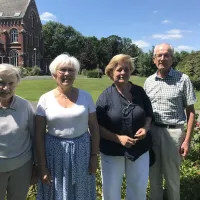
144, 68, 196, 125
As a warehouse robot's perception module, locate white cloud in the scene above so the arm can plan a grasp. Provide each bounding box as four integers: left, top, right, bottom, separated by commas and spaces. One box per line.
175, 45, 194, 52
167, 29, 181, 34
153, 10, 158, 14
40, 12, 57, 22
152, 33, 183, 40
152, 29, 192, 40
167, 29, 192, 34
133, 40, 150, 48
162, 20, 171, 24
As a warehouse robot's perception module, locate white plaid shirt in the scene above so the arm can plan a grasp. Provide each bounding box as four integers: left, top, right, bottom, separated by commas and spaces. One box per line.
144, 68, 196, 124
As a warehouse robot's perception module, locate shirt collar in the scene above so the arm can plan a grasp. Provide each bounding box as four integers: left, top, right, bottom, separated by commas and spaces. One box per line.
155, 67, 175, 80
8, 96, 17, 110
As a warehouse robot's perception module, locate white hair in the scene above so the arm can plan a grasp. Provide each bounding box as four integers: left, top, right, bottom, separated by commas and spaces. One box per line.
0, 63, 21, 83
49, 53, 80, 75
153, 43, 174, 56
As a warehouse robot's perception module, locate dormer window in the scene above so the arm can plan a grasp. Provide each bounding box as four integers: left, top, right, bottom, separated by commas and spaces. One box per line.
10, 29, 18, 43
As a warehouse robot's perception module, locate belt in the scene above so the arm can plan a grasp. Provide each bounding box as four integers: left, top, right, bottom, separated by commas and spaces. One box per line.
154, 122, 177, 129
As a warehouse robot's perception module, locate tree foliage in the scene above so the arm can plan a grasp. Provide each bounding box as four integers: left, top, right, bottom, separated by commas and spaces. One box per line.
42, 22, 200, 90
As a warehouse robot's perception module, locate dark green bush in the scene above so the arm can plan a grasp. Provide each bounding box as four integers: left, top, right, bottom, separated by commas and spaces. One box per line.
82, 69, 88, 76
87, 70, 102, 78
19, 66, 29, 78
28, 114, 200, 200
30, 65, 41, 76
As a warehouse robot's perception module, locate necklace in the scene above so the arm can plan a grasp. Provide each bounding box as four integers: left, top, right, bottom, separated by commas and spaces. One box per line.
58, 93, 69, 99
54, 91, 70, 99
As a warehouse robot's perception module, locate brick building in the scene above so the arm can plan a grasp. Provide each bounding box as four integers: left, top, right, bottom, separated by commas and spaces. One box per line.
0, 0, 44, 68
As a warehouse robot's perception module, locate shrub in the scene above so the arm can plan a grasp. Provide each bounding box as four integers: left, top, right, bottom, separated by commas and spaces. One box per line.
27, 114, 200, 200
82, 69, 88, 76
18, 66, 29, 78
30, 65, 41, 76
87, 69, 103, 78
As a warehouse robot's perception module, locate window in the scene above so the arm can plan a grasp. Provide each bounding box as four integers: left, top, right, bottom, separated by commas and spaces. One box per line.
30, 12, 36, 28
32, 34, 34, 46
9, 50, 18, 66
10, 29, 18, 43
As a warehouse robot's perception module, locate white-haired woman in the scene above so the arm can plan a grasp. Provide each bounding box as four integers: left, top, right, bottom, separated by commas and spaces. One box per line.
0, 64, 35, 200
35, 53, 99, 200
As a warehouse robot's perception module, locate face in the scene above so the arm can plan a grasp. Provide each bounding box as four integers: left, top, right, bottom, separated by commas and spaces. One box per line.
112, 61, 131, 85
153, 44, 173, 71
0, 73, 18, 100
54, 64, 76, 88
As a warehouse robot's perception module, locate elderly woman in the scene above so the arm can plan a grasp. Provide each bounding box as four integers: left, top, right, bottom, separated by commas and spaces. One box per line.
0, 64, 35, 200
35, 53, 99, 200
96, 54, 154, 200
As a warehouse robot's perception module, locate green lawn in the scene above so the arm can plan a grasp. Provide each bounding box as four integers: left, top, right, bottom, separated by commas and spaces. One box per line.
16, 75, 200, 109
15, 75, 200, 200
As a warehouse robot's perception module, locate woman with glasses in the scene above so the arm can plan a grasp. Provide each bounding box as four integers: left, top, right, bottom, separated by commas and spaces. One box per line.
96, 54, 153, 200
0, 64, 35, 200
35, 54, 99, 200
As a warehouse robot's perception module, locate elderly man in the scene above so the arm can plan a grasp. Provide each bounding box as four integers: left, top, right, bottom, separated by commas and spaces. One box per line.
144, 43, 196, 200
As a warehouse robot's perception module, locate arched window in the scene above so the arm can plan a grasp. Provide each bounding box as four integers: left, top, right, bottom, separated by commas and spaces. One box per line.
10, 29, 18, 43
9, 50, 18, 66
30, 12, 36, 28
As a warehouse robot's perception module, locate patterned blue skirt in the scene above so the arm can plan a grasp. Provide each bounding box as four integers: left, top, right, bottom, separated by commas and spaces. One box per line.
36, 132, 96, 200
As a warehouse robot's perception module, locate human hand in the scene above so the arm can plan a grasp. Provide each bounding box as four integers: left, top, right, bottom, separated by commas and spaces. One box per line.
180, 141, 190, 158
39, 166, 52, 185
118, 135, 138, 148
134, 128, 147, 140
88, 155, 99, 175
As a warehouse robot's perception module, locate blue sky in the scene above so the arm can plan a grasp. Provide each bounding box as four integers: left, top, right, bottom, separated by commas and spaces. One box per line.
36, 0, 200, 52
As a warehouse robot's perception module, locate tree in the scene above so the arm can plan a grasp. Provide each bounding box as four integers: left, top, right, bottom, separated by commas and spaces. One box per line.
136, 46, 157, 76
42, 21, 82, 59
176, 51, 200, 90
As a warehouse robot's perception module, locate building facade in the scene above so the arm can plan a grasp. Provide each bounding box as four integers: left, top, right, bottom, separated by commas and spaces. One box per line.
0, 0, 44, 68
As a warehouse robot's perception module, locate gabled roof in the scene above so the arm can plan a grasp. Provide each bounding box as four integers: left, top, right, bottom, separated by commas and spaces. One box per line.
0, 0, 30, 19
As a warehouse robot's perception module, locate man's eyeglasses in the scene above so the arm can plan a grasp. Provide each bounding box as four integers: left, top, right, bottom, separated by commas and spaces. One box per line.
122, 102, 135, 116
154, 53, 172, 59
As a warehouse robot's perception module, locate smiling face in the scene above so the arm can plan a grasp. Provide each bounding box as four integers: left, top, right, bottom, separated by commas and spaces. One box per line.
0, 73, 18, 100
54, 64, 76, 88
112, 60, 131, 85
153, 44, 173, 72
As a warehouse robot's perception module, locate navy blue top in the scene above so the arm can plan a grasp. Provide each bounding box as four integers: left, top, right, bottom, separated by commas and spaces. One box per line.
96, 82, 154, 161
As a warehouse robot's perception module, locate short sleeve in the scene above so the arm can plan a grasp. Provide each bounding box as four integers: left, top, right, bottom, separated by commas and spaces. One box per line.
96, 92, 108, 126
36, 95, 46, 116
27, 101, 35, 137
183, 76, 197, 106
87, 93, 96, 113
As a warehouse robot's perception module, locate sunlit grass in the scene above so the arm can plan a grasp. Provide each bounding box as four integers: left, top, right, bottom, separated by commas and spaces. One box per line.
16, 75, 200, 109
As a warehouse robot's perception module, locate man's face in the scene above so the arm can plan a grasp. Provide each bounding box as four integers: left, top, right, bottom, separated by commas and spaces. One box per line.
153, 44, 173, 71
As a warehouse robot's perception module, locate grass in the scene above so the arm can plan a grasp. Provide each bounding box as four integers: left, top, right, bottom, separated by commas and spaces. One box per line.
14, 75, 200, 200
16, 75, 200, 109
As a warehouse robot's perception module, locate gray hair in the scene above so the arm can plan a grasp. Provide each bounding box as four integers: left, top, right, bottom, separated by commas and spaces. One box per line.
0, 63, 21, 83
49, 53, 80, 75
153, 43, 174, 56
